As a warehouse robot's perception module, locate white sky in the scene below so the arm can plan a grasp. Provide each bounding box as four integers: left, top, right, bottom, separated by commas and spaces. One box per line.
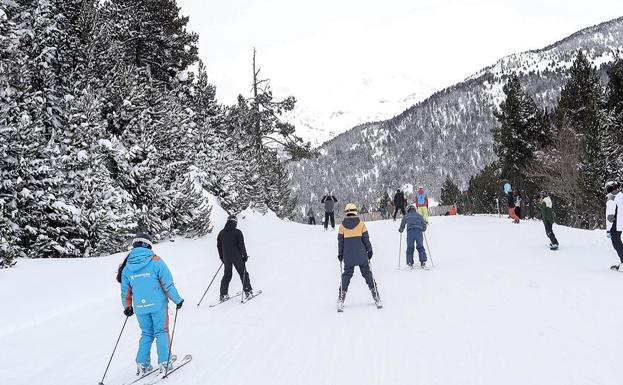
177, 0, 623, 107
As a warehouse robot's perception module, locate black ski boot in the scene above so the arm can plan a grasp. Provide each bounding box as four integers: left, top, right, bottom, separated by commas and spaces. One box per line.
219, 294, 229, 302
370, 285, 382, 309
337, 288, 346, 312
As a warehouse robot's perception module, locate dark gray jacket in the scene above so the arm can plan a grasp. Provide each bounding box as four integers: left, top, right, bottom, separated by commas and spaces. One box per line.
321, 195, 338, 213
338, 216, 372, 266
399, 210, 427, 233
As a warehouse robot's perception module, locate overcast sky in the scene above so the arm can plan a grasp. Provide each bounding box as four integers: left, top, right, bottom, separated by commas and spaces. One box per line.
177, 0, 623, 107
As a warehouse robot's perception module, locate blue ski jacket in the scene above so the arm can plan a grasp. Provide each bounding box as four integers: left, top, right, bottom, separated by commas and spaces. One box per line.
120, 247, 183, 315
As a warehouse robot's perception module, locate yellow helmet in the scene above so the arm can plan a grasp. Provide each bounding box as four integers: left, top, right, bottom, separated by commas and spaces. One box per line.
344, 203, 358, 215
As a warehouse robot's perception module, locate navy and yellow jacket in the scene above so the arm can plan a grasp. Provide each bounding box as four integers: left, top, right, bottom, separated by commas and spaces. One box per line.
338, 216, 373, 266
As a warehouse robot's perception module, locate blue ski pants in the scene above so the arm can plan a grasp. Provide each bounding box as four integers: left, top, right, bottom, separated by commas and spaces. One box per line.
406, 229, 427, 265
136, 306, 170, 366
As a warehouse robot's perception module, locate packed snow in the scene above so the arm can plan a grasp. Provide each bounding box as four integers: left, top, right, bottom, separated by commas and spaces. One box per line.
2, 208, 622, 385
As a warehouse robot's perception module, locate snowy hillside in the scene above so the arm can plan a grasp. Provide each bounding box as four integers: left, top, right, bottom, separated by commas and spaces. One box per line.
2, 211, 623, 385
289, 17, 623, 214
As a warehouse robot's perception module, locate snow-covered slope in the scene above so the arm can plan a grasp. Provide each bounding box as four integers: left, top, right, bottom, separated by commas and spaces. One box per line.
2, 213, 622, 385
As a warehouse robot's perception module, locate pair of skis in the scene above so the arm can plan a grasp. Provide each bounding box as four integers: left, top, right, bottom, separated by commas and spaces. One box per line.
337, 298, 382, 313
208, 290, 263, 308
121, 354, 192, 385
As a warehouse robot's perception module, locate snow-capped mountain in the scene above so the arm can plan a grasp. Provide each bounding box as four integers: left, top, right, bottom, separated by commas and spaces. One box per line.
282, 75, 436, 147
289, 17, 623, 218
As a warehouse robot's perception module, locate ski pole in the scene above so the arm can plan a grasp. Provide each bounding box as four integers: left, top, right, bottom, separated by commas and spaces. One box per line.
397, 232, 402, 270
163, 307, 179, 379
423, 232, 435, 267
98, 316, 129, 385
197, 262, 223, 307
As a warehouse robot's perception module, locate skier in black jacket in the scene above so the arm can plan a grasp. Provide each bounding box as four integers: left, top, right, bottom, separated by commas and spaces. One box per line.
217, 215, 253, 301
393, 189, 406, 220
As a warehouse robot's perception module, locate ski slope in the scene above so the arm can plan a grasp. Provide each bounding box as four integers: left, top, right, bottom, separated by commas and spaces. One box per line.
2, 211, 622, 385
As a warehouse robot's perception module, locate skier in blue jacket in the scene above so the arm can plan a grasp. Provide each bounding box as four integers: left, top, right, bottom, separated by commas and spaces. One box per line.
399, 205, 428, 268
118, 233, 184, 375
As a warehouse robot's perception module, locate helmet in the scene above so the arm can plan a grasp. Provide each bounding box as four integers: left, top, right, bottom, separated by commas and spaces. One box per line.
344, 203, 358, 215
406, 204, 416, 212
227, 215, 238, 224
606, 181, 621, 193
132, 232, 153, 249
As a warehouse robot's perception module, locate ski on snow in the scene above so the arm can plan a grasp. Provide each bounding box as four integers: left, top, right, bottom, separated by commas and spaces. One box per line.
144, 354, 192, 385
241, 290, 263, 304
121, 356, 177, 385
208, 292, 242, 308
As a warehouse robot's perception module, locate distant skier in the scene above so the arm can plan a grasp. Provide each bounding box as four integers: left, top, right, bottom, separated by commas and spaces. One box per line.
504, 181, 520, 223
337, 203, 381, 310
414, 186, 430, 224
217, 215, 253, 300
399, 205, 428, 268
307, 207, 316, 225
321, 193, 338, 230
393, 189, 406, 220
536, 192, 559, 250
514, 191, 522, 219
605, 181, 623, 271
118, 233, 184, 375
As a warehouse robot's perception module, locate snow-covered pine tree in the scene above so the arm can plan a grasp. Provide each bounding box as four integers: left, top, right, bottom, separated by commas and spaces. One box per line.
556, 51, 606, 228
601, 59, 623, 182
103, 0, 198, 83
169, 167, 213, 238
493, 75, 550, 217
228, 50, 316, 217
440, 176, 461, 206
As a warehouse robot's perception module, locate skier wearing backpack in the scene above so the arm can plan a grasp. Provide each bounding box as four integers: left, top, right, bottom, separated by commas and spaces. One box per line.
321, 193, 338, 230
504, 181, 520, 223
337, 203, 381, 310
605, 181, 623, 271
414, 186, 430, 224
399, 205, 428, 268
536, 192, 559, 250
393, 189, 406, 220
118, 233, 184, 376
217, 215, 253, 300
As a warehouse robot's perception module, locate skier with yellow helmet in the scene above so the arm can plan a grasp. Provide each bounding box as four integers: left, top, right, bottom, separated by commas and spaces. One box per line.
337, 203, 382, 311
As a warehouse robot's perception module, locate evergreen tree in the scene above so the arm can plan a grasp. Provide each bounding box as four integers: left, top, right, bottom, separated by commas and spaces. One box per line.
440, 176, 461, 206
466, 164, 501, 214
556, 51, 605, 228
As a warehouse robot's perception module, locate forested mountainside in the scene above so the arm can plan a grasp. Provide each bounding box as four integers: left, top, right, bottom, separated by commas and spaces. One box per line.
290, 17, 623, 219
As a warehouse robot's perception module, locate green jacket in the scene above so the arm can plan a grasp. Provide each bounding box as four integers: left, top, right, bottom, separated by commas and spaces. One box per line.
537, 196, 554, 223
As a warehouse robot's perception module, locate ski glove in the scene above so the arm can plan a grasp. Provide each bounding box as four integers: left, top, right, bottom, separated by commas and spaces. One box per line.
337, 255, 343, 262
242, 255, 249, 263
368, 251, 373, 260
176, 299, 184, 310
124, 306, 134, 317
607, 231, 612, 239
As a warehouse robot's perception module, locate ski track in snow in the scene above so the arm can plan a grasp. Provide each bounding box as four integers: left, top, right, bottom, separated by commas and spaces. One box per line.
1, 214, 622, 385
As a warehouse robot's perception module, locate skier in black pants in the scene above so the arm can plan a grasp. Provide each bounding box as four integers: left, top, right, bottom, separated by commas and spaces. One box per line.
337, 203, 381, 310
393, 189, 406, 221
217, 215, 253, 300
605, 181, 623, 270
321, 193, 338, 230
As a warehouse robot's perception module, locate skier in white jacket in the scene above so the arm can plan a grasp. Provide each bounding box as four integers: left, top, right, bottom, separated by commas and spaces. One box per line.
605, 181, 623, 271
